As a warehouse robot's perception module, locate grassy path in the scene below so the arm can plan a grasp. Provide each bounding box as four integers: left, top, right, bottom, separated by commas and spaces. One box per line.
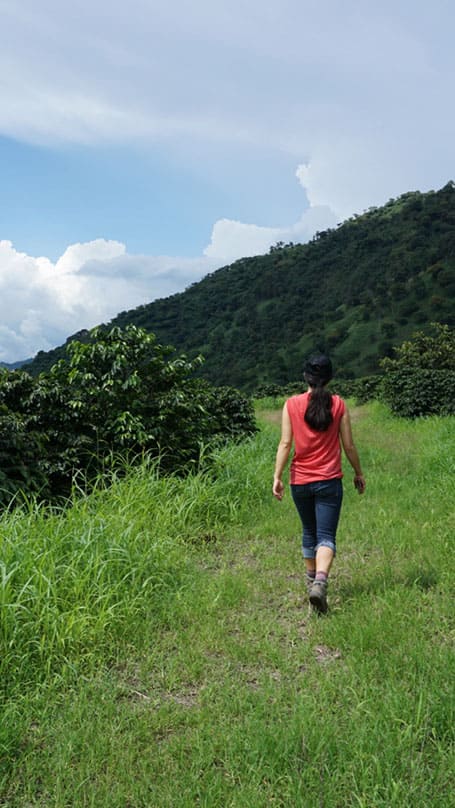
1, 403, 454, 806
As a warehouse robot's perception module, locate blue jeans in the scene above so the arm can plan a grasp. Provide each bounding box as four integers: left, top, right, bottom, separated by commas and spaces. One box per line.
290, 479, 343, 558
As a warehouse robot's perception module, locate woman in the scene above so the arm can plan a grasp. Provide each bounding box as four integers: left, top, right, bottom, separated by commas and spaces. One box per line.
272, 354, 365, 613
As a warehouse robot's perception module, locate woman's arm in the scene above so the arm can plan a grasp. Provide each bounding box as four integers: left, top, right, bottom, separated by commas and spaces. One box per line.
273, 403, 293, 500
339, 408, 366, 493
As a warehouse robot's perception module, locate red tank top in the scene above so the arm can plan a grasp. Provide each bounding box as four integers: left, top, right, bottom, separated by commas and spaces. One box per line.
286, 392, 345, 484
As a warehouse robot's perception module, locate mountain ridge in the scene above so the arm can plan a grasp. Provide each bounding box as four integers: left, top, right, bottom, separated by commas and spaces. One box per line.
0, 359, 32, 370
26, 182, 455, 389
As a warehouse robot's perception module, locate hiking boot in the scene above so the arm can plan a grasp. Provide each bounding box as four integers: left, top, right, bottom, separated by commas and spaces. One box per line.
305, 574, 316, 593
309, 580, 328, 614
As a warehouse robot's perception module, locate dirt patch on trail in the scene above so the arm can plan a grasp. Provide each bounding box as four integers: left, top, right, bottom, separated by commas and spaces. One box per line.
258, 409, 282, 426
348, 406, 367, 422
314, 645, 342, 664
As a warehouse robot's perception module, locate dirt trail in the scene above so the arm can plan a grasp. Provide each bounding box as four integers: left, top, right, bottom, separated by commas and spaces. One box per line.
258, 409, 282, 426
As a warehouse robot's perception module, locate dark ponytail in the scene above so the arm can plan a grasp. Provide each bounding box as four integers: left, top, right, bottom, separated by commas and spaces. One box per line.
302, 354, 334, 432
304, 384, 333, 431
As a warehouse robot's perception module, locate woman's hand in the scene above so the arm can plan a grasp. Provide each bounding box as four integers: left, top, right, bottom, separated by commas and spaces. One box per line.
354, 475, 366, 494
273, 478, 285, 500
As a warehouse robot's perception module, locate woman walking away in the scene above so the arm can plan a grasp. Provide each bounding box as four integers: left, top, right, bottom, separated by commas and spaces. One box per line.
272, 354, 365, 614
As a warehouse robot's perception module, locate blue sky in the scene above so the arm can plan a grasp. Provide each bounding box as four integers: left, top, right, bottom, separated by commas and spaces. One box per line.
0, 136, 306, 260
0, 0, 454, 362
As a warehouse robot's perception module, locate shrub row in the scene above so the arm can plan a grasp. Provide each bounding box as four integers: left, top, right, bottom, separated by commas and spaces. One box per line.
0, 326, 257, 507
254, 375, 383, 405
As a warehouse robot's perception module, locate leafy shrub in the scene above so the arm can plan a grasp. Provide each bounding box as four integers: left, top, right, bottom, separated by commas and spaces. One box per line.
254, 383, 287, 399
352, 375, 385, 404
381, 370, 455, 418
0, 371, 50, 506
203, 385, 258, 442
255, 381, 305, 400
255, 376, 384, 405
0, 411, 49, 507
380, 323, 455, 417
381, 322, 455, 372
0, 326, 257, 504
330, 379, 359, 399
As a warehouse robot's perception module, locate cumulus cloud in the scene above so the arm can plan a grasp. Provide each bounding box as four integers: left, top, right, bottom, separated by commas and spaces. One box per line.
0, 239, 217, 363
204, 204, 337, 261
0, 1, 453, 218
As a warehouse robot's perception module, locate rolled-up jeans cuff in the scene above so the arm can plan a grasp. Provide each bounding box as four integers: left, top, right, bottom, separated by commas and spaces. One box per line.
302, 548, 316, 559
316, 539, 336, 556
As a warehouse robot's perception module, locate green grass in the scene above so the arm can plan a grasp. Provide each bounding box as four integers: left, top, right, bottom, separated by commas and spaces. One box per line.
1, 403, 454, 806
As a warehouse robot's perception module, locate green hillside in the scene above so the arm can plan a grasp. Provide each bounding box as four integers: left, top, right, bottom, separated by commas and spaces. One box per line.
28, 182, 455, 389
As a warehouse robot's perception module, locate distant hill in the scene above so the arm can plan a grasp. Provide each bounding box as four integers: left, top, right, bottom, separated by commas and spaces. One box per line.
27, 182, 455, 389
0, 359, 32, 370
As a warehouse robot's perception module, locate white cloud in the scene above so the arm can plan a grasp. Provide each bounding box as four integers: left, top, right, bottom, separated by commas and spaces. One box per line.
295, 121, 454, 223
0, 1, 451, 155
204, 204, 337, 261
0, 238, 217, 363
0, 1, 453, 200
1, 0, 451, 232
204, 220, 282, 262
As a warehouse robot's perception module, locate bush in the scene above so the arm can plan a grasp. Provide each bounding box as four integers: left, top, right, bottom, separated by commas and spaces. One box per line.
381, 322, 455, 372
0, 411, 49, 507
381, 369, 455, 418
204, 385, 258, 442
353, 375, 385, 404
254, 383, 288, 399
330, 378, 359, 399
0, 327, 257, 505
379, 323, 455, 417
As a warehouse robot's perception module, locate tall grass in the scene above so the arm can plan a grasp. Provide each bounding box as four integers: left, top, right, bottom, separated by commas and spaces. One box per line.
1, 404, 454, 806
0, 433, 276, 694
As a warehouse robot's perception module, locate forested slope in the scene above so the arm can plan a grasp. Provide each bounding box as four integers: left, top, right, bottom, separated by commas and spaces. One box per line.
28, 182, 455, 389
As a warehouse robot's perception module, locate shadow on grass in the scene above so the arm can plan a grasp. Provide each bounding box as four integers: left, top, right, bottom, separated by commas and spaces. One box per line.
337, 563, 439, 599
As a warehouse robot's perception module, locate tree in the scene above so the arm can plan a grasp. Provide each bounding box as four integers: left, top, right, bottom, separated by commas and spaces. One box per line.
380, 323, 455, 417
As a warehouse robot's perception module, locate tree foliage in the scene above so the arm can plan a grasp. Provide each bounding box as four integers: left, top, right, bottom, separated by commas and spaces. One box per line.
380, 323, 455, 417
0, 326, 257, 506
